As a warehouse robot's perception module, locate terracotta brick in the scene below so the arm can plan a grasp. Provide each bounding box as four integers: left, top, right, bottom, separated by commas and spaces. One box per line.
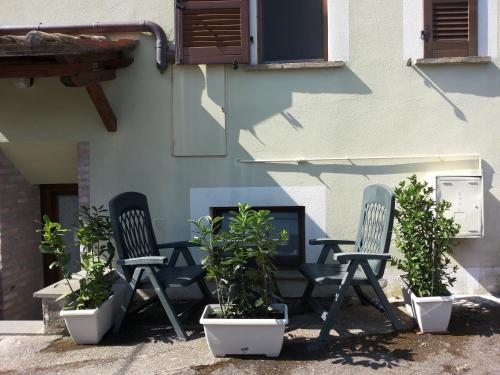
77, 142, 90, 207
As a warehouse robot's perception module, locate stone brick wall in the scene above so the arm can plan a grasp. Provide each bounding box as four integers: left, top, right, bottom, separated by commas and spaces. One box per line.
77, 142, 90, 208
0, 150, 43, 320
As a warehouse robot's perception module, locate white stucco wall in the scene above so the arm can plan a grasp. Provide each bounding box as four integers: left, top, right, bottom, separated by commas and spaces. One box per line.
1, 0, 500, 297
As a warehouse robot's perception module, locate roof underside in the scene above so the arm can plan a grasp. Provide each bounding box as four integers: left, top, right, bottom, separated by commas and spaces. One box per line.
0, 31, 138, 132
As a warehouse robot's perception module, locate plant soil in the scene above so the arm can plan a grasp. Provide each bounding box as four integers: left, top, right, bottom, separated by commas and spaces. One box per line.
208, 309, 284, 320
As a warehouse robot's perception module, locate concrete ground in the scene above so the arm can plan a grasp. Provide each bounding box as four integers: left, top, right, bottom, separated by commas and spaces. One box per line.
0, 296, 498, 375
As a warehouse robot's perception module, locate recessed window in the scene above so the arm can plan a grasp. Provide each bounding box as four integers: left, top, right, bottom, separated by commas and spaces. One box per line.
175, 0, 347, 65
259, 0, 327, 62
212, 206, 305, 269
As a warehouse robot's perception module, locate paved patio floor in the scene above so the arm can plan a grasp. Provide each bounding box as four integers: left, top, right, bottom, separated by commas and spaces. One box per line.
0, 296, 498, 375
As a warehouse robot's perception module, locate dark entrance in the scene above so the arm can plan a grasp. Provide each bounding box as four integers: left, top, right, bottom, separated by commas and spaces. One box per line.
39, 184, 79, 286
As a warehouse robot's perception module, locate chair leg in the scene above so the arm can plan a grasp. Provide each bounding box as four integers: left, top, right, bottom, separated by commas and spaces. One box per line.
145, 267, 189, 341
360, 261, 403, 331
113, 267, 144, 333
197, 278, 213, 303
301, 281, 315, 313
177, 279, 213, 323
319, 260, 359, 340
353, 285, 370, 306
271, 274, 285, 303
353, 285, 385, 313
127, 294, 158, 316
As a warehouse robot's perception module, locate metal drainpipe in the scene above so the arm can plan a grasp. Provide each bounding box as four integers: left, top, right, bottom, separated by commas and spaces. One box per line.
0, 21, 170, 71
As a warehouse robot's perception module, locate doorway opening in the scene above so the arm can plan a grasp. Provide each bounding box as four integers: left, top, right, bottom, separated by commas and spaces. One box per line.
39, 184, 79, 286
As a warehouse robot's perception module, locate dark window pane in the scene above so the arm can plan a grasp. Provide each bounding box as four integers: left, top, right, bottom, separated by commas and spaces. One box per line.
218, 211, 300, 258
212, 206, 305, 268
262, 0, 324, 62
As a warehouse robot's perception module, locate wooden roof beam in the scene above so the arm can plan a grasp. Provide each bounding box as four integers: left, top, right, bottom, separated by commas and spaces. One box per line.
85, 83, 117, 132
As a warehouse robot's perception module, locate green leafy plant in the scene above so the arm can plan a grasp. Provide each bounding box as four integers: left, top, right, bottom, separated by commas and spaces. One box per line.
38, 206, 115, 310
39, 217, 74, 295
191, 203, 288, 319
391, 175, 460, 297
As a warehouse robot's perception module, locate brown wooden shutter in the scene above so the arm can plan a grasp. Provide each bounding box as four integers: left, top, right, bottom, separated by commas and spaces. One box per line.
175, 0, 250, 64
424, 0, 478, 58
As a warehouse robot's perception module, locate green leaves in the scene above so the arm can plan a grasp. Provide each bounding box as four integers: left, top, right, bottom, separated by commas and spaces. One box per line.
392, 175, 460, 297
73, 206, 115, 310
191, 203, 288, 319
38, 215, 70, 257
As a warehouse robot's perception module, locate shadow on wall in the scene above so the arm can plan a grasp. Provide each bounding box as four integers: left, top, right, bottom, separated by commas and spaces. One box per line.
231, 149, 499, 296
235, 66, 372, 141
236, 159, 481, 189
419, 63, 500, 97
453, 160, 500, 296
244, 66, 372, 95
172, 64, 227, 156
412, 63, 500, 122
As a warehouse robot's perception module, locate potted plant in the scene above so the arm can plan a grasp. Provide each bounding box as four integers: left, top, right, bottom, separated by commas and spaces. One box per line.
39, 206, 116, 344
391, 175, 460, 333
191, 203, 289, 357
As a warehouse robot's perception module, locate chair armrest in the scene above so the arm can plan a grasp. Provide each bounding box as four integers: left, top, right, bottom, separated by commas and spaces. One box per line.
334, 252, 390, 264
310, 239, 356, 264
116, 256, 169, 266
309, 239, 356, 246
157, 241, 198, 249
157, 241, 197, 266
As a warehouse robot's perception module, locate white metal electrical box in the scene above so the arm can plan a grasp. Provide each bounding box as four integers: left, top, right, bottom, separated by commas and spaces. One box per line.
436, 176, 483, 238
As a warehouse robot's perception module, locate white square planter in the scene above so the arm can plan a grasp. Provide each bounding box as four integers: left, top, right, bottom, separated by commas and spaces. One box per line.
200, 304, 288, 357
60, 294, 115, 344
401, 281, 453, 333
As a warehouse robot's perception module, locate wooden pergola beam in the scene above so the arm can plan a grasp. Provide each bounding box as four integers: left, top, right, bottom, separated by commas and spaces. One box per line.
0, 58, 133, 78
85, 84, 117, 132
0, 37, 138, 132
60, 70, 116, 87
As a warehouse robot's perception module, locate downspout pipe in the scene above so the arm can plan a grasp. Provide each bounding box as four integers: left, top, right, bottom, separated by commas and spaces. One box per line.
0, 21, 169, 71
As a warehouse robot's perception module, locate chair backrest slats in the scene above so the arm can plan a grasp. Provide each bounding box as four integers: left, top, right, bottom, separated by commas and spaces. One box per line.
354, 184, 395, 278
109, 192, 160, 280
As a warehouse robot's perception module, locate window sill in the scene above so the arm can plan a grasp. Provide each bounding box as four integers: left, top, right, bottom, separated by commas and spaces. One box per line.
413, 56, 491, 66
244, 61, 345, 70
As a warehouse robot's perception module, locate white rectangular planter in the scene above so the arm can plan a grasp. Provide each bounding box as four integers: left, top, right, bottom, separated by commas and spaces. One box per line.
60, 294, 114, 344
401, 281, 453, 333
200, 304, 288, 357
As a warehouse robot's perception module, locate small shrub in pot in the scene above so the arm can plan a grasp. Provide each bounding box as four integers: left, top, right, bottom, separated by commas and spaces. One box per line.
38, 206, 116, 343
391, 175, 460, 332
191, 203, 289, 357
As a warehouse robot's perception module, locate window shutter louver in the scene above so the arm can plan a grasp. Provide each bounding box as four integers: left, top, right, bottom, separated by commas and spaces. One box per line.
175, 0, 250, 64
424, 0, 478, 58
424, 0, 477, 57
